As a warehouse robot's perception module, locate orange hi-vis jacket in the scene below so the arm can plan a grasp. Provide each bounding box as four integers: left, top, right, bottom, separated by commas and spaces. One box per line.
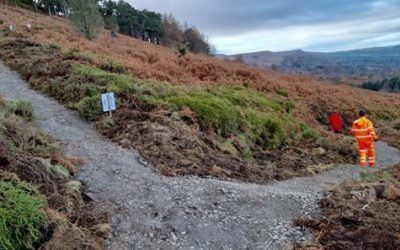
351, 116, 378, 166
351, 116, 378, 144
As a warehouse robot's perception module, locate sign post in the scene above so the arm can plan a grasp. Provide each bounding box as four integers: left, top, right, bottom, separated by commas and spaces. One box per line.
101, 92, 116, 117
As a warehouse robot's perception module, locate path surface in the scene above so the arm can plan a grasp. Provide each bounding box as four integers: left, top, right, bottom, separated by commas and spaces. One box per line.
1, 61, 400, 250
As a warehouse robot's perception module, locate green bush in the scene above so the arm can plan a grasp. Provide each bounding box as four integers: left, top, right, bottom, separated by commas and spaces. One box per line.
5, 100, 34, 122
276, 88, 288, 97
68, 65, 133, 93
73, 95, 102, 121
99, 60, 128, 74
41, 43, 61, 56
212, 86, 283, 111
168, 91, 239, 136
0, 180, 47, 250
80, 83, 100, 98
62, 48, 94, 62
241, 109, 285, 149
302, 128, 320, 141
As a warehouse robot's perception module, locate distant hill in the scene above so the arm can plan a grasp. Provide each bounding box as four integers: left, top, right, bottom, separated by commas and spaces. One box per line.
226, 45, 400, 85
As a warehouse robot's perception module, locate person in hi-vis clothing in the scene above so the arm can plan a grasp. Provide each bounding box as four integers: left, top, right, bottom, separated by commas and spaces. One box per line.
351, 111, 378, 167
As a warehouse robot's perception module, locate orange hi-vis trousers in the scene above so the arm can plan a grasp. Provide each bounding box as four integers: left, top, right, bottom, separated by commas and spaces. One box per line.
358, 141, 375, 167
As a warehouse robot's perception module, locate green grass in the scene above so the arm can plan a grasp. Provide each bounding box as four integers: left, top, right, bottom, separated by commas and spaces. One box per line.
0, 99, 58, 155
5, 100, 34, 122
0, 179, 47, 250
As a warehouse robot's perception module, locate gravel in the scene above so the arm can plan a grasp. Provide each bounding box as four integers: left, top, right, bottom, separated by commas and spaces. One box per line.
1, 61, 400, 250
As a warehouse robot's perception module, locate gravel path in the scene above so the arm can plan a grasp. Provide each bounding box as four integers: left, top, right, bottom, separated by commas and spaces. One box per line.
1, 61, 400, 250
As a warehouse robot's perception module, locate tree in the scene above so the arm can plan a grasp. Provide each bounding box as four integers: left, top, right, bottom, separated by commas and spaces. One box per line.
161, 14, 184, 48
37, 0, 65, 15
67, 0, 103, 40
140, 9, 162, 42
99, 0, 119, 31
184, 26, 210, 54
114, 0, 139, 37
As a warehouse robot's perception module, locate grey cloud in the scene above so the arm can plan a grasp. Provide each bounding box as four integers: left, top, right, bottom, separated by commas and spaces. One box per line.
128, 0, 400, 53
131, 0, 385, 34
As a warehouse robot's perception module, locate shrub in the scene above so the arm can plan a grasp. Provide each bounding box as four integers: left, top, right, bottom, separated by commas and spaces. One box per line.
62, 48, 94, 62
168, 91, 239, 136
96, 116, 115, 130
73, 95, 102, 121
177, 46, 187, 57
394, 122, 400, 131
99, 60, 128, 74
276, 88, 288, 97
241, 109, 285, 149
80, 83, 100, 98
69, 65, 133, 89
361, 81, 383, 91
302, 128, 320, 141
0, 179, 47, 250
211, 86, 284, 111
5, 100, 34, 122
41, 43, 61, 56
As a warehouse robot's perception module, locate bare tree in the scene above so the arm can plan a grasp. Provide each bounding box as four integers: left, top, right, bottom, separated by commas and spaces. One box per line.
67, 0, 103, 40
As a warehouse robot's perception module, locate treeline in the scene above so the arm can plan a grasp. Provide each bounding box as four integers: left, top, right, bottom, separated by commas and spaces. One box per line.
361, 76, 400, 92
5, 0, 213, 54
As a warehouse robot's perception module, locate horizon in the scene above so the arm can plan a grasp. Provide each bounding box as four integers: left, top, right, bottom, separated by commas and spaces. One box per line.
224, 42, 400, 56
128, 0, 400, 55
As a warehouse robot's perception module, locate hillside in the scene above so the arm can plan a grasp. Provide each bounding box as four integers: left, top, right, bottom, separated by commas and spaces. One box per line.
1, 6, 400, 183
230, 45, 400, 85
0, 97, 108, 249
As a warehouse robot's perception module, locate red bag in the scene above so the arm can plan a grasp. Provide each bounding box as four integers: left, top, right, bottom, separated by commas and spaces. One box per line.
329, 112, 343, 131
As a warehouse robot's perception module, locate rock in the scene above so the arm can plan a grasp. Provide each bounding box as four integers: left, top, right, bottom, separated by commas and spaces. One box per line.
375, 183, 400, 200
312, 147, 326, 156
91, 223, 112, 239
119, 138, 131, 148
178, 159, 192, 167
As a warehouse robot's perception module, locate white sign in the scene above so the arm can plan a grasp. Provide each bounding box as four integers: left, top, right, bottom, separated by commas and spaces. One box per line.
101, 92, 116, 112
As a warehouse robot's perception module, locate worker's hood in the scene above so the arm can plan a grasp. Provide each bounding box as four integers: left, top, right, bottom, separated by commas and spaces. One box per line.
355, 117, 367, 126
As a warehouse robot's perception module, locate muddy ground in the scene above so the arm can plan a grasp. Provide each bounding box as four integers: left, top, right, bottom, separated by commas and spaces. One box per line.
295, 165, 400, 250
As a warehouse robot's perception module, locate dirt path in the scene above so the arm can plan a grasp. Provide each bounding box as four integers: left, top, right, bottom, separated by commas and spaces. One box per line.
1, 61, 400, 250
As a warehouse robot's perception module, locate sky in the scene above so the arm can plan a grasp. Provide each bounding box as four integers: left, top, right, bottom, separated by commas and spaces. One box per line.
128, 0, 400, 55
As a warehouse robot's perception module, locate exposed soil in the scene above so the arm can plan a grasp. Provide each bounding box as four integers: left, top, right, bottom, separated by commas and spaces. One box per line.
295, 165, 400, 250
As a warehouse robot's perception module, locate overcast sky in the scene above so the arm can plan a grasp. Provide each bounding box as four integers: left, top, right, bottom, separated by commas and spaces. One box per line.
128, 0, 400, 55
